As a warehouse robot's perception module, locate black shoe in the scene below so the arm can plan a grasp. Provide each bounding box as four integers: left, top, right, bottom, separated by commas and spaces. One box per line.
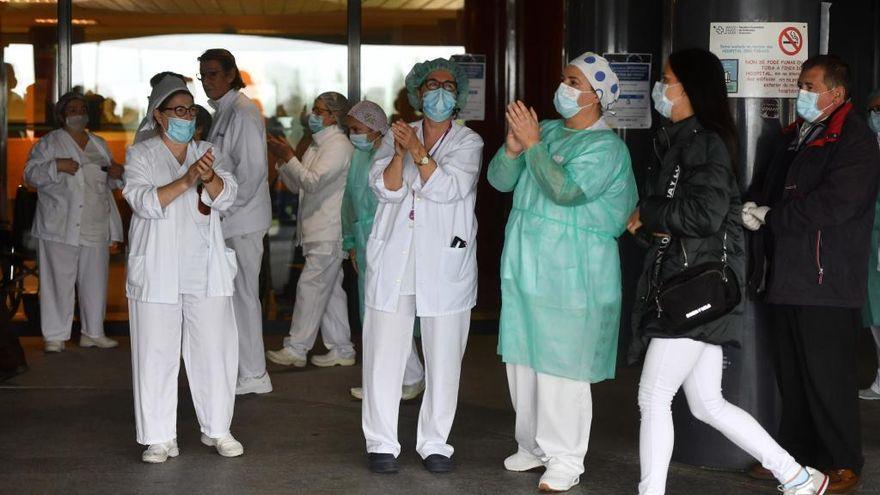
368, 453, 399, 474
422, 454, 455, 473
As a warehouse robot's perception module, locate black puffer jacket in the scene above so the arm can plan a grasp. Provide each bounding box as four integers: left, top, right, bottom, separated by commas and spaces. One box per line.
747, 102, 880, 308
629, 117, 745, 361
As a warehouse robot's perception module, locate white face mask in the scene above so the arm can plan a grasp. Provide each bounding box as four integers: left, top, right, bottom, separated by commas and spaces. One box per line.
65, 114, 89, 132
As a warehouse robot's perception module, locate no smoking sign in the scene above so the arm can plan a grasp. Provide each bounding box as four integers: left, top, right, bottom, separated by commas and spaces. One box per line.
778, 26, 803, 56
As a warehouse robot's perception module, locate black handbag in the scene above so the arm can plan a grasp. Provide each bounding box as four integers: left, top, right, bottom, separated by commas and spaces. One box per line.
647, 164, 741, 335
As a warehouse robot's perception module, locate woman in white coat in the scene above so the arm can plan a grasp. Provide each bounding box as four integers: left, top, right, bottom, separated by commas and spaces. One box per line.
361, 58, 484, 475
123, 76, 243, 463
266, 92, 356, 368
24, 92, 124, 353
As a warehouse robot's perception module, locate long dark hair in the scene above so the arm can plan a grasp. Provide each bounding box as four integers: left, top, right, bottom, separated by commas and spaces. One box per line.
669, 48, 739, 173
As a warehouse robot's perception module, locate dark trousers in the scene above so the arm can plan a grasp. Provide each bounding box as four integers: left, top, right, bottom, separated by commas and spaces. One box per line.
769, 304, 864, 474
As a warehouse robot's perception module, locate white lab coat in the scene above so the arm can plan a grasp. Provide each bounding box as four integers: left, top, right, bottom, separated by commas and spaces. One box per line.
277, 124, 354, 246
207, 89, 271, 239
23, 128, 123, 246
123, 137, 239, 304
365, 120, 483, 317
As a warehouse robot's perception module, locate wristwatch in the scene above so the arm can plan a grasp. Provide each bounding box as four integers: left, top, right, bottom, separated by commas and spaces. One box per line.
417, 154, 431, 167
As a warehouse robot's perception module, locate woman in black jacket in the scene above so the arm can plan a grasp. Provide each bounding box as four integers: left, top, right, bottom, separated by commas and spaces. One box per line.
627, 49, 826, 495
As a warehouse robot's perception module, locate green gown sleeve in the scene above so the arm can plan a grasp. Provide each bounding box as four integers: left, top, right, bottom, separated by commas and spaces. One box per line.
341, 172, 356, 252
523, 141, 589, 206
487, 146, 526, 193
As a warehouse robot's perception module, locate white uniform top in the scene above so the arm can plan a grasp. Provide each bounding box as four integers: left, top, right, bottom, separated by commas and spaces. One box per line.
365, 120, 484, 317
207, 89, 272, 239
277, 124, 354, 247
79, 142, 113, 246
123, 137, 239, 304
23, 128, 124, 247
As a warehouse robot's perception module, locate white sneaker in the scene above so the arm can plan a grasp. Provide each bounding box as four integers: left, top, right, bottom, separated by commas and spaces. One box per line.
350, 387, 364, 400
504, 450, 545, 472
858, 387, 880, 400
310, 349, 355, 367
44, 341, 65, 353
201, 433, 244, 458
538, 469, 580, 492
779, 467, 829, 495
236, 373, 273, 395
79, 334, 119, 348
266, 347, 307, 367
141, 440, 179, 463
401, 379, 426, 400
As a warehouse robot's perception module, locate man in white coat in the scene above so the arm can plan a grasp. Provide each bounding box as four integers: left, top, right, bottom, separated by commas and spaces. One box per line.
24, 92, 124, 352
198, 49, 273, 395
266, 92, 357, 368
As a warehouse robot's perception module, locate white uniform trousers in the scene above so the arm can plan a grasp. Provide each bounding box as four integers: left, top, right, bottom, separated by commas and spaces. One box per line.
637, 338, 801, 495
129, 294, 238, 445
284, 242, 354, 357
226, 230, 268, 380
403, 338, 425, 386
38, 239, 109, 342
362, 295, 470, 458
507, 363, 593, 477
870, 326, 880, 394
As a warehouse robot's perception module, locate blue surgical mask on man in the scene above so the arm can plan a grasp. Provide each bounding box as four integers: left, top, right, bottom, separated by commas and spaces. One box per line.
308, 113, 327, 134
651, 82, 680, 119
868, 110, 880, 134
421, 88, 457, 122
166, 117, 196, 143
553, 83, 593, 119
796, 89, 835, 123
349, 133, 374, 151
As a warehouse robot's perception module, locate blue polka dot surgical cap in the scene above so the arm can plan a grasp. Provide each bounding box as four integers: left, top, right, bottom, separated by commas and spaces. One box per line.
568, 51, 621, 111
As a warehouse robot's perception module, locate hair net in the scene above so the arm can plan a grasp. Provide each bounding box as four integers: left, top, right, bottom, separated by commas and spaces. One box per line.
347, 100, 389, 134
405, 58, 469, 112
567, 52, 621, 111
55, 91, 87, 125
317, 91, 351, 130
138, 75, 192, 133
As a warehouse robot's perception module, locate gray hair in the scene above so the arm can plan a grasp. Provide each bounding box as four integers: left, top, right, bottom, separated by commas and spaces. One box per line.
317, 91, 351, 131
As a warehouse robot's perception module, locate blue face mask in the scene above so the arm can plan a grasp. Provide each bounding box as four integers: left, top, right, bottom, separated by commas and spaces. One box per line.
870, 110, 880, 134
553, 83, 592, 118
308, 113, 327, 134
421, 89, 457, 122
796, 89, 834, 123
349, 133, 374, 151
651, 82, 679, 119
166, 117, 196, 143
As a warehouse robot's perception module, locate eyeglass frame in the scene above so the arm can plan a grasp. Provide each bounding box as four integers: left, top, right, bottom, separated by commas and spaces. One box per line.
423, 78, 458, 93
159, 105, 199, 118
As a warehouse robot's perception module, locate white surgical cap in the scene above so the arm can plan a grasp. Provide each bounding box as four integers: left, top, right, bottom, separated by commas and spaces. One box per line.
567, 52, 621, 111
348, 100, 389, 134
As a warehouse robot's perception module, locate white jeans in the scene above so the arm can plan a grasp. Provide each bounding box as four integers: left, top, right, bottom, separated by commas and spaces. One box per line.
285, 242, 354, 357
637, 338, 802, 495
507, 364, 592, 477
871, 326, 880, 393
38, 239, 109, 341
129, 295, 238, 445
226, 230, 268, 380
362, 295, 470, 458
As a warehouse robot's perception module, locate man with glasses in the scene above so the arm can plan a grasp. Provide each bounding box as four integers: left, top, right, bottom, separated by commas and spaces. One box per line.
198, 48, 273, 396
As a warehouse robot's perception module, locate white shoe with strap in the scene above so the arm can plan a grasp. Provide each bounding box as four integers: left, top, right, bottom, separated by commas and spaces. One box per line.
142, 440, 179, 463
201, 433, 244, 458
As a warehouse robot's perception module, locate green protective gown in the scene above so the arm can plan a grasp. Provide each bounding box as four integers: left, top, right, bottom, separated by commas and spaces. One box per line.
341, 148, 380, 321
863, 197, 880, 326
488, 119, 638, 383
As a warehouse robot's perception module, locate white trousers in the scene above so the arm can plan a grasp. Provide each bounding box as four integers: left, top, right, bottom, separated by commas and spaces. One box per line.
129, 295, 238, 445
871, 326, 880, 393
362, 295, 470, 458
507, 364, 593, 477
38, 239, 109, 341
226, 231, 268, 380
285, 244, 354, 357
403, 339, 425, 386
637, 338, 802, 495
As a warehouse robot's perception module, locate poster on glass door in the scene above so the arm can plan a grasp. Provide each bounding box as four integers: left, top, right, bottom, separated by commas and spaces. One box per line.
603, 53, 652, 129
451, 54, 486, 121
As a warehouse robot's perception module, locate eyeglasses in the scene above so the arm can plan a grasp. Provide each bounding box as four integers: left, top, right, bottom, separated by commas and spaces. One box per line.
312, 106, 331, 116
424, 78, 457, 92
197, 69, 223, 81
160, 105, 199, 118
